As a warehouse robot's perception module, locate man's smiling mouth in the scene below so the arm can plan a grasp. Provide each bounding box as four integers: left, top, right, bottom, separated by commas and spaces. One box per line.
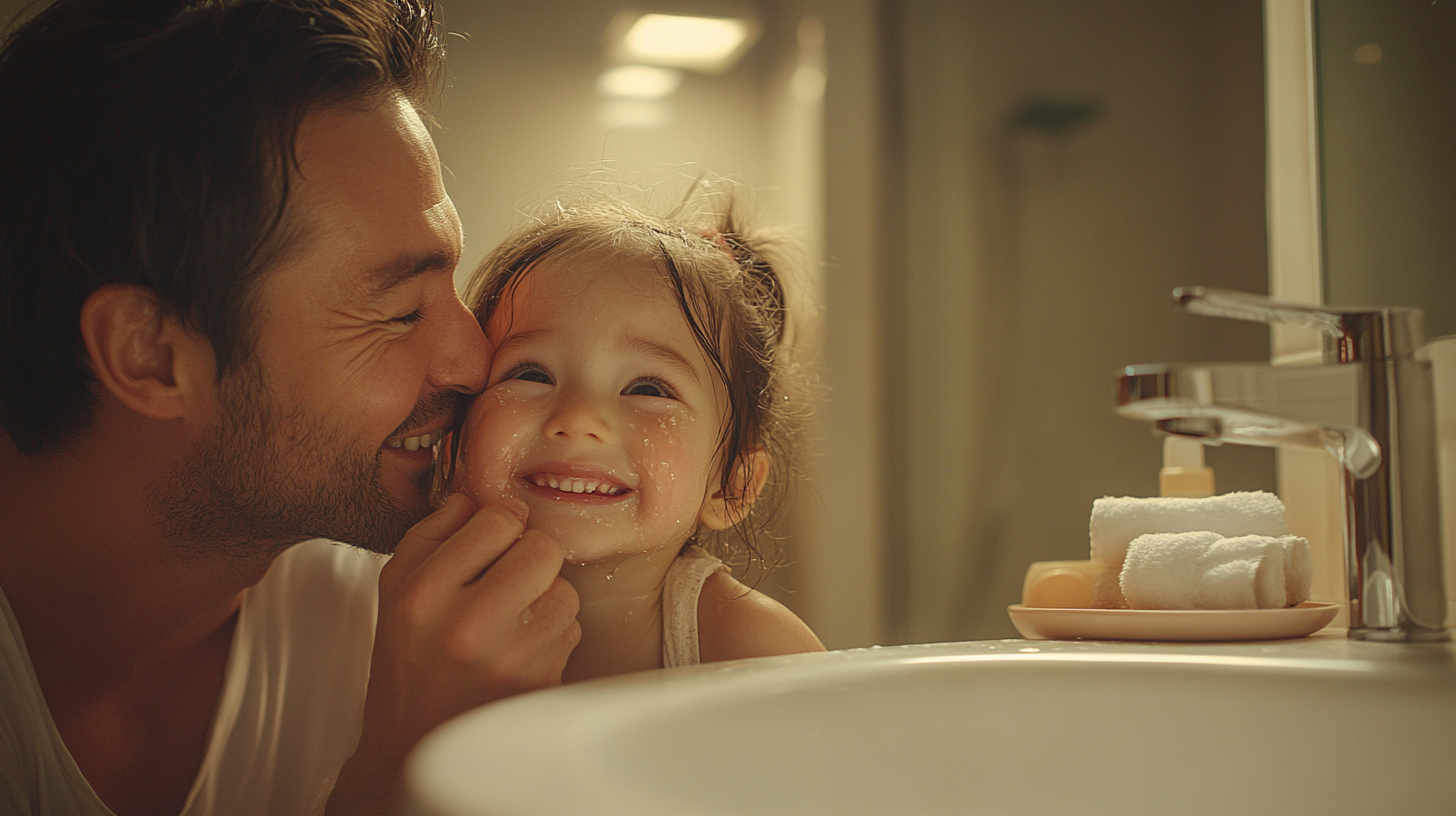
528, 473, 628, 496
386, 429, 444, 451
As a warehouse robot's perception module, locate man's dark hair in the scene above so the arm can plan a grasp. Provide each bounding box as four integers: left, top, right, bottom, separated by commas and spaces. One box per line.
0, 0, 443, 454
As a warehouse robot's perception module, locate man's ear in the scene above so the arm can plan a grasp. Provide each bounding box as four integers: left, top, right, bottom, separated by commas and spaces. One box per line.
79, 284, 216, 421
699, 449, 771, 531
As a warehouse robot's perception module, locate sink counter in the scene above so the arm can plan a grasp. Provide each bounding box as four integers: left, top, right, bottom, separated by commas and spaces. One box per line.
406, 636, 1456, 816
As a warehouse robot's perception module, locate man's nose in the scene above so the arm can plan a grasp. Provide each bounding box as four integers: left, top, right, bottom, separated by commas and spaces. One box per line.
427, 292, 490, 393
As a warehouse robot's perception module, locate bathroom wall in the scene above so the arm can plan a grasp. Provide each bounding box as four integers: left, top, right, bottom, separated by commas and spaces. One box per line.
426, 2, 821, 293
884, 0, 1275, 643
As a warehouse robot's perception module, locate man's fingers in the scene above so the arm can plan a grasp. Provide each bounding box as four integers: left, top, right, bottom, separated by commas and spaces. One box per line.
473, 576, 581, 691
407, 498, 532, 596
519, 574, 580, 629
439, 536, 576, 673
465, 529, 567, 613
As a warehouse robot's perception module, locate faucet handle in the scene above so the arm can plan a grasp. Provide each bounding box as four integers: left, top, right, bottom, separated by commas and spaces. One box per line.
1173, 286, 1426, 362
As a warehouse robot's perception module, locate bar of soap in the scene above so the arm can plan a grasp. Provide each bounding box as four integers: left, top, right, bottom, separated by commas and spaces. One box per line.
1022, 560, 1107, 608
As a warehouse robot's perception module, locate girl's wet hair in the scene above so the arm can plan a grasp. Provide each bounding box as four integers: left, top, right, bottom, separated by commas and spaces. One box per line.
458, 179, 807, 578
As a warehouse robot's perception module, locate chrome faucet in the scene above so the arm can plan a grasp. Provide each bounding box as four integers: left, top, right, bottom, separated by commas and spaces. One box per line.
1116, 287, 1448, 642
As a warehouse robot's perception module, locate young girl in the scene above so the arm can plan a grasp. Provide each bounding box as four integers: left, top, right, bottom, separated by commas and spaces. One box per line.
450, 189, 824, 683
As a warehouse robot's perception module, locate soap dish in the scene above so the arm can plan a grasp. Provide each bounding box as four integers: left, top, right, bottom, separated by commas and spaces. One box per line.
1007, 601, 1340, 642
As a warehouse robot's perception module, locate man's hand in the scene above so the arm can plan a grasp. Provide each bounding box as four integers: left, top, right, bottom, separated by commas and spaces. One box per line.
327, 493, 580, 815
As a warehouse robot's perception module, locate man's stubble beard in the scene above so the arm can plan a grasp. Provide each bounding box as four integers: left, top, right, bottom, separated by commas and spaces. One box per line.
150, 361, 447, 561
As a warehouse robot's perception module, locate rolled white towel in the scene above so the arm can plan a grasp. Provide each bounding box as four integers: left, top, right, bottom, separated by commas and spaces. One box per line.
1089, 491, 1289, 608
1281, 535, 1312, 605
1116, 531, 1224, 609
1121, 532, 1289, 610
1243, 534, 1311, 606
1090, 492, 1289, 564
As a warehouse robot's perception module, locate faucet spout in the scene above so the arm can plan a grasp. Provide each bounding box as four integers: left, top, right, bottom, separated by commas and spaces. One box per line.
1117, 362, 1382, 478
1117, 289, 1448, 642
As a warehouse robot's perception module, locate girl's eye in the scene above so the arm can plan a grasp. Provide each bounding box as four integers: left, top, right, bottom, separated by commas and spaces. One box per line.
623, 377, 676, 399
506, 363, 553, 385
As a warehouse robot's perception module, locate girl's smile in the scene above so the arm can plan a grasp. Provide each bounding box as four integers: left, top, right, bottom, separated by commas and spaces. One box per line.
519, 461, 633, 499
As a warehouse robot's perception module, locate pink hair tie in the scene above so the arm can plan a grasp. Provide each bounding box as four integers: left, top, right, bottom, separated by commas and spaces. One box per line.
700, 229, 733, 257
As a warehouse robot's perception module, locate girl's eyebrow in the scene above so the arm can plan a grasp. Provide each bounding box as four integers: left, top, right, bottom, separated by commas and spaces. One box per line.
619, 335, 701, 384
491, 329, 545, 359
492, 329, 700, 385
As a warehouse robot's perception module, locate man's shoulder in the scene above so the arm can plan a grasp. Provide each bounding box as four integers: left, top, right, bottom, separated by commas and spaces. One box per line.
245, 540, 388, 639
260, 540, 388, 599
196, 540, 386, 813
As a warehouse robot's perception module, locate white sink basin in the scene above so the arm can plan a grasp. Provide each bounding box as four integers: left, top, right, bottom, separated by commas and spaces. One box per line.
405, 636, 1456, 816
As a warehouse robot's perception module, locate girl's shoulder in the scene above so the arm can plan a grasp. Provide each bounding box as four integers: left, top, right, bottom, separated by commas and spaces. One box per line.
695, 570, 825, 664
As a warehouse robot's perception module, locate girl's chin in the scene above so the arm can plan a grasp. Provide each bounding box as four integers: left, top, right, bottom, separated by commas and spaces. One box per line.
505, 503, 702, 565
553, 540, 687, 570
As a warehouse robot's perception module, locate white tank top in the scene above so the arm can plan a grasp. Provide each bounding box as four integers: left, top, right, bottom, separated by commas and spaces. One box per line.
659, 544, 730, 669
0, 539, 384, 816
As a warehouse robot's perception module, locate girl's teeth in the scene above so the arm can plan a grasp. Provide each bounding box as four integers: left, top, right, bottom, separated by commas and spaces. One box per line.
529, 474, 622, 495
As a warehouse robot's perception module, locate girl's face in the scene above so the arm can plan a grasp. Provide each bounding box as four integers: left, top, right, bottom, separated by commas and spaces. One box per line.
456, 254, 729, 564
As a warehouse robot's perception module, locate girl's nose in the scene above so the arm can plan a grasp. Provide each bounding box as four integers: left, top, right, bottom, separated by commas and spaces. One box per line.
544, 391, 614, 442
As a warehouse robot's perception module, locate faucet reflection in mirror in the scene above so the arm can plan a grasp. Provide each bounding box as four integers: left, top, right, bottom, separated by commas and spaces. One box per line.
1117, 287, 1448, 642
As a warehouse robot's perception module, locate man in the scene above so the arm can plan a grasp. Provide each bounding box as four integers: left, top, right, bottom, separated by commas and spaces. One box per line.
0, 2, 580, 814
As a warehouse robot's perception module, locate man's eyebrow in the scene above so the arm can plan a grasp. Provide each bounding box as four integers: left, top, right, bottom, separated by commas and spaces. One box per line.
364, 249, 457, 296
619, 335, 701, 384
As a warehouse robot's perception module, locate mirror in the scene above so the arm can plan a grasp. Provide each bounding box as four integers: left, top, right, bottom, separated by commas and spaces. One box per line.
1314, 0, 1456, 337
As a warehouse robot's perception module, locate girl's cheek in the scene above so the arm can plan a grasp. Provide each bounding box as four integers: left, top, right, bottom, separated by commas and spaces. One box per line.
629, 406, 715, 512
456, 433, 511, 503
457, 394, 534, 502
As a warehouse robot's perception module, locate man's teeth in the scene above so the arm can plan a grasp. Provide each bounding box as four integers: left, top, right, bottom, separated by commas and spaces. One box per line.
387, 430, 443, 451
530, 474, 624, 496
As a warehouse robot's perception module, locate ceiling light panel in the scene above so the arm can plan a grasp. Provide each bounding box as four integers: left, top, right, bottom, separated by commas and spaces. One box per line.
609, 12, 759, 74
